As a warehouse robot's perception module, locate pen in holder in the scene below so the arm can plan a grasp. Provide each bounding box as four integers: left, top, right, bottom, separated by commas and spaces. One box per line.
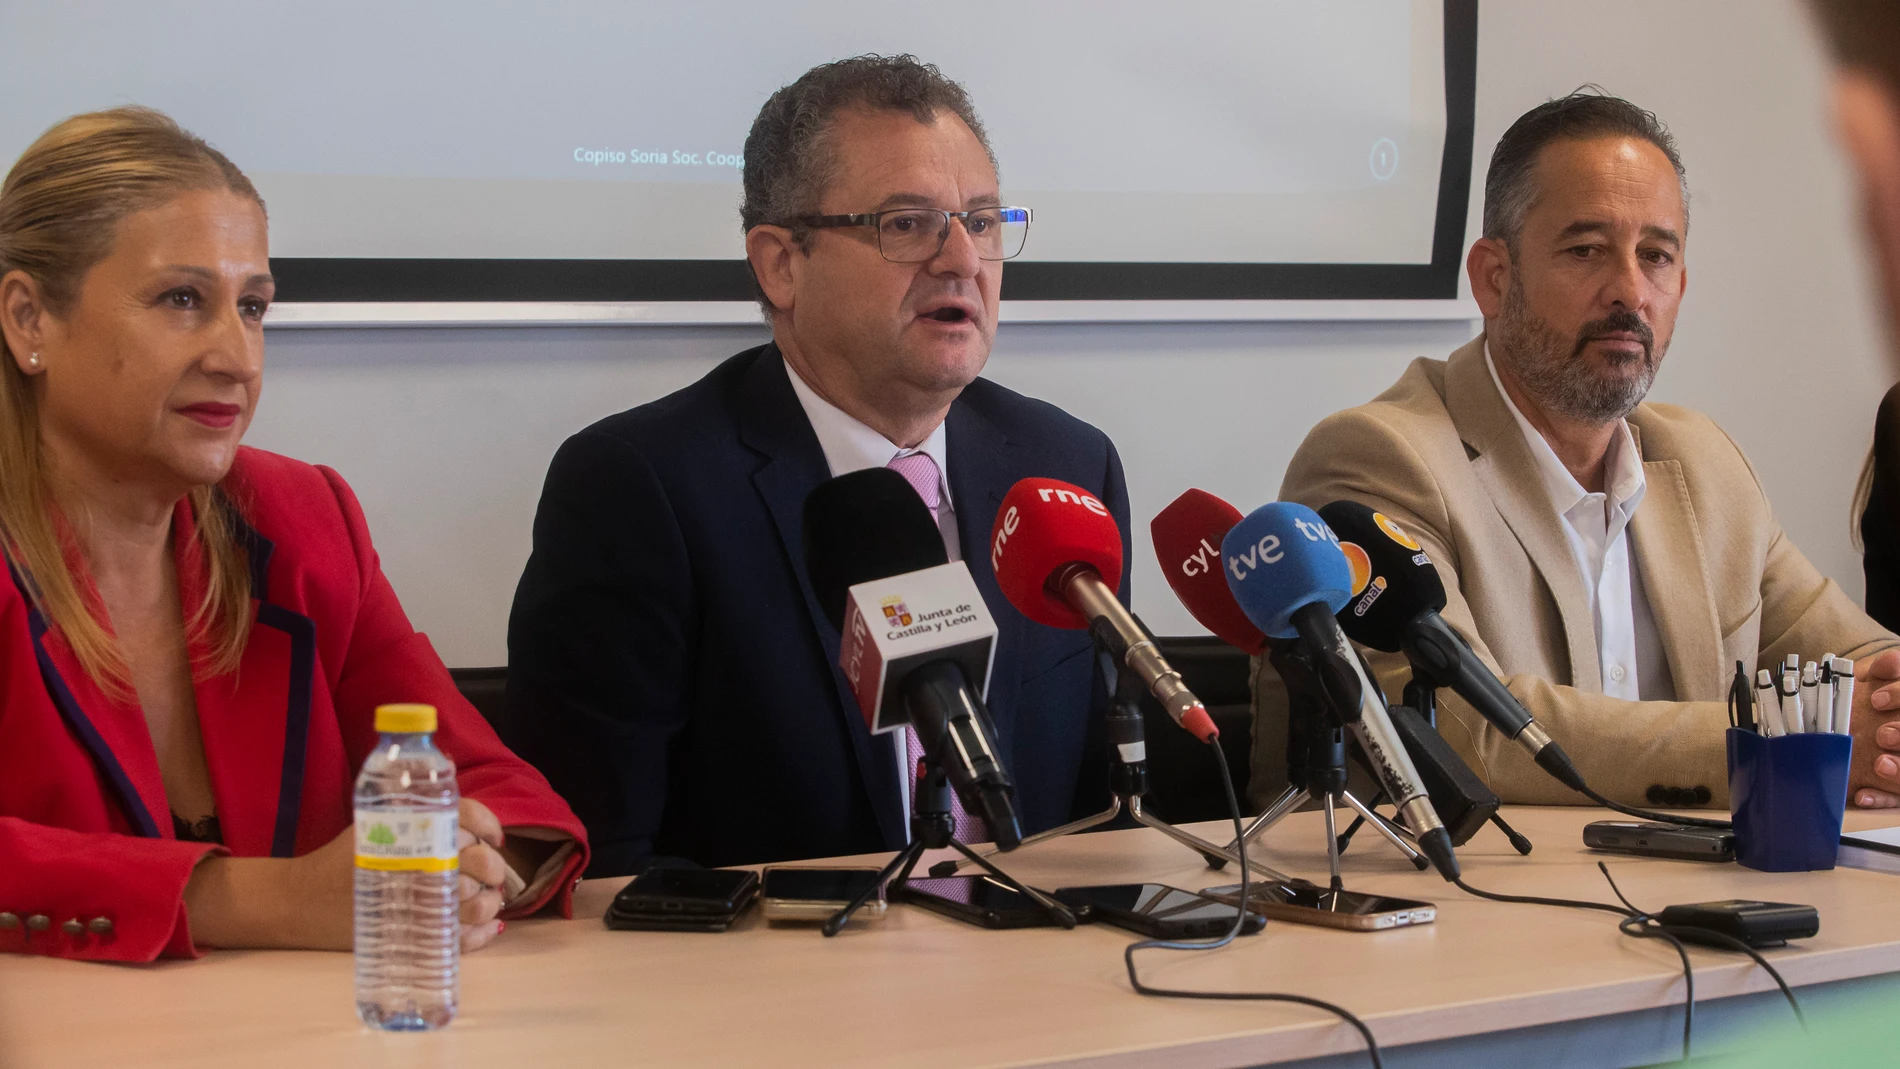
1726, 727, 1852, 872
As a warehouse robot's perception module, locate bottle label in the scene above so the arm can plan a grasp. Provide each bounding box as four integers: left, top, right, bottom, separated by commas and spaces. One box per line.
355, 808, 460, 872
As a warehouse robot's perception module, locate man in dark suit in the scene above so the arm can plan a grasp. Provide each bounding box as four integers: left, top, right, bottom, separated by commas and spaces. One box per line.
501, 54, 1130, 875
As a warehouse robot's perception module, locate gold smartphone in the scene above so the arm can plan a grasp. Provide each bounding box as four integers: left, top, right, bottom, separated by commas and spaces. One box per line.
759, 867, 887, 923
1201, 881, 1435, 932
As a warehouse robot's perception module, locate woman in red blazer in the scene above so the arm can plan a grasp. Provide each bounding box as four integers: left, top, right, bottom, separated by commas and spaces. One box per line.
0, 110, 589, 963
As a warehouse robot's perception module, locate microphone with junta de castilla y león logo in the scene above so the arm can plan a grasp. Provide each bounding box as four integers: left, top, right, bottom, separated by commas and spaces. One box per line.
803, 467, 1021, 849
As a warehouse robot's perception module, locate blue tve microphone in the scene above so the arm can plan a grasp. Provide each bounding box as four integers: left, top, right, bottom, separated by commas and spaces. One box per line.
1219, 502, 1354, 637
1222, 502, 1460, 880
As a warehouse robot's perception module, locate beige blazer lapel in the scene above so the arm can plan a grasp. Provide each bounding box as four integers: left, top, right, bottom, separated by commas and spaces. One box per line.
1626, 425, 1726, 701
1443, 334, 1603, 691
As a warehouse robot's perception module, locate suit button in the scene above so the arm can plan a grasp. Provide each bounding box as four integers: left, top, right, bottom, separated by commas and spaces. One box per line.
24, 914, 50, 932
60, 919, 84, 937
1646, 785, 1667, 805
1692, 786, 1712, 806
0, 913, 17, 930
88, 917, 114, 936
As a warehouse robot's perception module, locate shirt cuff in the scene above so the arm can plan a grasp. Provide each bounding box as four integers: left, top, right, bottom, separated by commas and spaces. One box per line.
499, 827, 577, 913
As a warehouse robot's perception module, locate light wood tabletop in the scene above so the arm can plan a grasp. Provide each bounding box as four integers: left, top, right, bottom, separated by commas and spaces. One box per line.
4, 805, 1899, 1069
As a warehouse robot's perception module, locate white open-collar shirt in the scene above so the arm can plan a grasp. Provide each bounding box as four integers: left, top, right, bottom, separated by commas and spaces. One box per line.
1485, 344, 1673, 702
784, 355, 958, 822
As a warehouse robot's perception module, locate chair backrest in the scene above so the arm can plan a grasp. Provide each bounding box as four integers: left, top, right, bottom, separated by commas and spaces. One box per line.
1137, 636, 1254, 823
449, 645, 1259, 822
449, 666, 509, 728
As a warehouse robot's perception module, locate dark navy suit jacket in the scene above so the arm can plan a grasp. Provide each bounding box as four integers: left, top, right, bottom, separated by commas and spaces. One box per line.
502, 344, 1131, 875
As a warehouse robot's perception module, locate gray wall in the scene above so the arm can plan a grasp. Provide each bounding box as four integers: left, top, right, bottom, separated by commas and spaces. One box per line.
246, 0, 1894, 668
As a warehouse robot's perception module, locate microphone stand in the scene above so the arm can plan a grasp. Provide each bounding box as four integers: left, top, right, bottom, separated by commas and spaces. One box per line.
825, 754, 1075, 936
927, 621, 1293, 882
1215, 641, 1428, 887
1332, 673, 1534, 857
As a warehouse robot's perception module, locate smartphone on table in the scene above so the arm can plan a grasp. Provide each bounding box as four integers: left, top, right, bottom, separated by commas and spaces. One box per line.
604, 867, 759, 932
1583, 821, 1736, 862
759, 866, 886, 923
1201, 881, 1436, 932
1055, 883, 1265, 939
895, 875, 1065, 929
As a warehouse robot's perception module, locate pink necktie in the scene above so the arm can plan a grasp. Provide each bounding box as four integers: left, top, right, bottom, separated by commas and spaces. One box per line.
885, 451, 942, 519
884, 452, 987, 843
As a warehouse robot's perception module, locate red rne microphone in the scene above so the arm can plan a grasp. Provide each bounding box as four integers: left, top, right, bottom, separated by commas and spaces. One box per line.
1150, 489, 1268, 655
990, 478, 1219, 742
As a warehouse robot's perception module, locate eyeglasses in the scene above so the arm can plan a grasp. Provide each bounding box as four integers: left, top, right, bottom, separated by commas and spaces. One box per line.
794, 206, 1031, 263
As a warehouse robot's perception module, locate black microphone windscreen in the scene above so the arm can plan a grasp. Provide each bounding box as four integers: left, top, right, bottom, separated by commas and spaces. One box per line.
803, 467, 949, 631
1316, 500, 1448, 653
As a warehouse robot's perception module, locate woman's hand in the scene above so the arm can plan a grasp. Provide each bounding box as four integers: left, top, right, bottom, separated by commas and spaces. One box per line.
184, 798, 518, 953
456, 798, 509, 952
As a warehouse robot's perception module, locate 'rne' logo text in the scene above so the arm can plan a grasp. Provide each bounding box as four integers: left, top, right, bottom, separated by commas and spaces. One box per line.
993, 488, 1108, 571
1037, 486, 1108, 516
991, 506, 1021, 571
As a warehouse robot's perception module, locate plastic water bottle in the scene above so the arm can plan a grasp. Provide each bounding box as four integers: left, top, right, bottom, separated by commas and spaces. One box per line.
354, 703, 460, 1031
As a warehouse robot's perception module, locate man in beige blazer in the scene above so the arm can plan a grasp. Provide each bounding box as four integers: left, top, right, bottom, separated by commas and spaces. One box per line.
1256, 92, 1900, 812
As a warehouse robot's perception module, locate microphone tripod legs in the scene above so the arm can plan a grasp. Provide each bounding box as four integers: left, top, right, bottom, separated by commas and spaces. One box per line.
1127, 793, 1293, 882
1489, 812, 1534, 855
827, 763, 1075, 937
1322, 792, 1342, 891
928, 655, 1294, 882
926, 789, 1292, 882
1335, 790, 1428, 867
1216, 785, 1428, 873
988, 795, 1126, 856
1338, 802, 1534, 857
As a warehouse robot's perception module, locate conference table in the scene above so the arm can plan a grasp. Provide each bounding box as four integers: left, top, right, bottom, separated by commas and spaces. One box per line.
5, 805, 1900, 1069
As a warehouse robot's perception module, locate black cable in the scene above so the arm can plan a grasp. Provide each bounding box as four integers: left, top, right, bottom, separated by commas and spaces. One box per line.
1454, 863, 1806, 1064
1577, 783, 1732, 830
1450, 875, 1635, 919
1588, 867, 1695, 1061
1597, 865, 1805, 1029
1122, 742, 1385, 1069
1617, 914, 1696, 1062
1532, 738, 1729, 829
1652, 925, 1805, 1027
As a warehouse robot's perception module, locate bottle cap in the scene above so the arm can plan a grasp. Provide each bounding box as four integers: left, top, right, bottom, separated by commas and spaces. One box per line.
375, 703, 437, 734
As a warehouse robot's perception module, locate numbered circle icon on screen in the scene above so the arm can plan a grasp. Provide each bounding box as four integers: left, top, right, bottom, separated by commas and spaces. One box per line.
1369, 138, 1399, 181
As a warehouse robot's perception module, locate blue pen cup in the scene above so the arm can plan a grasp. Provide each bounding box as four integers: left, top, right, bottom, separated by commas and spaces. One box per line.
1726, 727, 1852, 872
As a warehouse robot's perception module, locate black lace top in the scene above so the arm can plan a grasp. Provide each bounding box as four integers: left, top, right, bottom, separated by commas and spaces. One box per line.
172, 813, 223, 845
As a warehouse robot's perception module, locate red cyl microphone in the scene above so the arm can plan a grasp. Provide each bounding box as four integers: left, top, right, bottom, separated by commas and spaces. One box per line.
1149, 489, 1267, 655
990, 477, 1219, 743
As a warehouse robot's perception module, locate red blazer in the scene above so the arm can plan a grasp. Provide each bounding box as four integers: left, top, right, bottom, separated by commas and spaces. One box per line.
0, 448, 589, 962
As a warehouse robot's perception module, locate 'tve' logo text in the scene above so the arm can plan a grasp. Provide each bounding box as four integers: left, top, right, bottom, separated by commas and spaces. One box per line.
1226, 515, 1339, 582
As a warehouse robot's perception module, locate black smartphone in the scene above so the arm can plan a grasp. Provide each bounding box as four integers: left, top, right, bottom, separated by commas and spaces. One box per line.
604, 910, 740, 933
1055, 883, 1265, 939
895, 876, 1064, 929
1202, 882, 1436, 931
609, 867, 760, 917
760, 867, 885, 922
1583, 821, 1736, 863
